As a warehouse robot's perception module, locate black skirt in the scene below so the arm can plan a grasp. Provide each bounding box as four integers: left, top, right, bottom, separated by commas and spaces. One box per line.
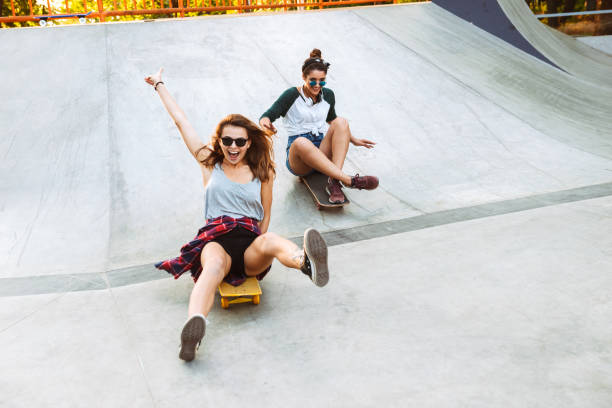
209, 226, 268, 285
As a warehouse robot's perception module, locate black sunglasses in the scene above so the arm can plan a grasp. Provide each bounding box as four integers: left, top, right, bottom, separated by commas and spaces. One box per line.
221, 136, 248, 147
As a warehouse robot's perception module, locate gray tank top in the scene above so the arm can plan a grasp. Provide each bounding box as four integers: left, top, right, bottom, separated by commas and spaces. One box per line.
204, 163, 264, 221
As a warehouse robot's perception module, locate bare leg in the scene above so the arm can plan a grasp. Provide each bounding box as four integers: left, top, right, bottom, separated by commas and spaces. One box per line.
243, 232, 304, 276
288, 138, 352, 185
188, 242, 231, 317
319, 117, 351, 170
292, 117, 378, 192
244, 230, 329, 287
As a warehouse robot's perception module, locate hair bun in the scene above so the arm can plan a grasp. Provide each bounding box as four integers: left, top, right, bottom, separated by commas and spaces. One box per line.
309, 48, 322, 59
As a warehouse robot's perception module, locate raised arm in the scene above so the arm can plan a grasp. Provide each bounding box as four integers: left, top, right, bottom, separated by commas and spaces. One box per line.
145, 68, 210, 162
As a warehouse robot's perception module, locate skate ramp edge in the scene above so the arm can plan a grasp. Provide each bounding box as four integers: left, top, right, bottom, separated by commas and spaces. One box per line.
433, 0, 612, 87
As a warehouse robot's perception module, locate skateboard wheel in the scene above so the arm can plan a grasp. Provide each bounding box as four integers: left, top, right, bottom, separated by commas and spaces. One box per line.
39, 19, 47, 26
252, 295, 260, 305
220, 297, 229, 309
79, 17, 86, 24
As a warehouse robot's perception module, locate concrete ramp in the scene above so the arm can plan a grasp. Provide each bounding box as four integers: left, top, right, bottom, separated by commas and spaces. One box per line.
431, 0, 556, 66
497, 0, 612, 87
1, 4, 612, 406
434, 0, 612, 87
355, 4, 612, 148
2, 3, 612, 280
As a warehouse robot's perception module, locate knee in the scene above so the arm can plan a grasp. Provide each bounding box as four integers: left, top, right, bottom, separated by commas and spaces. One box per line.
258, 232, 280, 252
291, 137, 314, 152
331, 117, 349, 132
200, 251, 227, 277
201, 262, 226, 283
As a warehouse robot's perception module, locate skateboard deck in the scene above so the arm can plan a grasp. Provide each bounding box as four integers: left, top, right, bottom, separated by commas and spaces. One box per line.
299, 171, 349, 210
34, 11, 92, 25
218, 277, 262, 309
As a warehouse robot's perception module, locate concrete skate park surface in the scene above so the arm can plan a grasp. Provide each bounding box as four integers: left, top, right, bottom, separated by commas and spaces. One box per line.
578, 34, 612, 55
1, 2, 611, 407
432, 0, 612, 86
495, 0, 612, 87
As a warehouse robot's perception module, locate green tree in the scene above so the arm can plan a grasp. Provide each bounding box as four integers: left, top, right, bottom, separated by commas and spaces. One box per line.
1, 0, 45, 27
601, 0, 612, 34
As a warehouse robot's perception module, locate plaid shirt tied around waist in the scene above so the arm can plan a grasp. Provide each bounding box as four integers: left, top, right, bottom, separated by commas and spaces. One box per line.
155, 216, 262, 284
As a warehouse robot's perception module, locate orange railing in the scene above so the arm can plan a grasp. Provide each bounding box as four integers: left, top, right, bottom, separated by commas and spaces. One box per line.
0, 0, 403, 25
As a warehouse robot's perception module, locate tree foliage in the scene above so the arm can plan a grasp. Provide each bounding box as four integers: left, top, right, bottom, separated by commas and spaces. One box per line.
526, 0, 612, 34
2, 0, 423, 27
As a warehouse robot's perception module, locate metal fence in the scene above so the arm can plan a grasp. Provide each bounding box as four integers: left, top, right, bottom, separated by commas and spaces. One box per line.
0, 0, 405, 26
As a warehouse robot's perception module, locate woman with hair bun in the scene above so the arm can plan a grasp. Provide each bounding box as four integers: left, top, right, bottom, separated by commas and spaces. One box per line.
260, 49, 379, 204
145, 68, 330, 362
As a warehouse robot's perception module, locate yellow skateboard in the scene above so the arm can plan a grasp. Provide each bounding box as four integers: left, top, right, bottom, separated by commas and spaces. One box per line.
218, 277, 262, 309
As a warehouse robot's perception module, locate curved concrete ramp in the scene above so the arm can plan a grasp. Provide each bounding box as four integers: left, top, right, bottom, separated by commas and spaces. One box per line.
497, 0, 612, 87
1, 4, 612, 407
355, 4, 612, 150
431, 0, 557, 66
1, 2, 611, 280
434, 0, 612, 87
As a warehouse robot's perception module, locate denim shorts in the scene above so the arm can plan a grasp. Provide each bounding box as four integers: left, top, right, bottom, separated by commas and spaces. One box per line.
285, 132, 325, 176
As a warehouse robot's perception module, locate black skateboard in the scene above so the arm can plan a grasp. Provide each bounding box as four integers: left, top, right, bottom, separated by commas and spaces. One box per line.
299, 172, 349, 210
34, 11, 92, 26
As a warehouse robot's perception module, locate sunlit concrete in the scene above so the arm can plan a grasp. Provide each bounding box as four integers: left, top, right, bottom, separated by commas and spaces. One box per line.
1, 2, 611, 406
1, 196, 611, 407
1, 4, 611, 278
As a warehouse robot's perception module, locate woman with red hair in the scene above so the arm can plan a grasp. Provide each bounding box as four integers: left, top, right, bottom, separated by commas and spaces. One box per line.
145, 68, 329, 362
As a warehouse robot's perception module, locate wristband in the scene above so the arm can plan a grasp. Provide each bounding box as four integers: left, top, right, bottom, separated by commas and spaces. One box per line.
154, 81, 164, 91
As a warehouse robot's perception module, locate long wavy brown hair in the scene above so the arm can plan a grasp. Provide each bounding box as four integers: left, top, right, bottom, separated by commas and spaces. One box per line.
200, 114, 276, 183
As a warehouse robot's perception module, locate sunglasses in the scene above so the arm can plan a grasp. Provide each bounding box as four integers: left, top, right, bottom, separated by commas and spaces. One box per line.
308, 79, 326, 87
221, 136, 248, 147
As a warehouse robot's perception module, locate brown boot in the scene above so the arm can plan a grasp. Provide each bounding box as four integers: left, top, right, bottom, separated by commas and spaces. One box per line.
325, 177, 346, 204
349, 174, 379, 190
